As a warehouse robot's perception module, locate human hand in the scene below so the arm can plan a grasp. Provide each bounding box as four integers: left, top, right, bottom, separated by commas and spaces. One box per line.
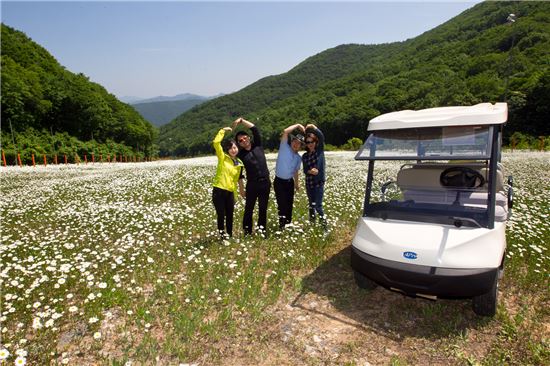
223, 126, 232, 132
231, 118, 242, 130
306, 123, 316, 131
309, 168, 319, 176
296, 124, 306, 133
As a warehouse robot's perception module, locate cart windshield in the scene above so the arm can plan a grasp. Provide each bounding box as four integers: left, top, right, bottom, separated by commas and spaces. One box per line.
356, 125, 492, 160
360, 156, 510, 228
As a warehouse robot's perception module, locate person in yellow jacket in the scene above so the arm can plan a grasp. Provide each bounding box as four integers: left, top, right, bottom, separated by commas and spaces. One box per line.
212, 126, 245, 238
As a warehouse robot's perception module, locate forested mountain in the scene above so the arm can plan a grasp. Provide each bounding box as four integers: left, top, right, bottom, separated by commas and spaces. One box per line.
131, 97, 210, 127
159, 1, 550, 156
1, 24, 157, 163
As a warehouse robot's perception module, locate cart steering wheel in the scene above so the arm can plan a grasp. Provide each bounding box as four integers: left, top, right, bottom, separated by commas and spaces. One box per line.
440, 167, 485, 189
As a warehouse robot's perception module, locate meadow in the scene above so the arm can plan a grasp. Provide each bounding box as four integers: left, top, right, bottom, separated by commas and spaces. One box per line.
0, 151, 548, 365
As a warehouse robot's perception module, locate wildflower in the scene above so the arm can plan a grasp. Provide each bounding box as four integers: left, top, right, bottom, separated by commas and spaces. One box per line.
15, 349, 27, 357
32, 317, 43, 329
0, 348, 9, 360
93, 332, 101, 340
14, 356, 26, 365
69, 306, 78, 313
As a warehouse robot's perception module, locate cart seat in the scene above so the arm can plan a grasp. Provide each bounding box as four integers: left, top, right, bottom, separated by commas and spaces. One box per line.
397, 164, 508, 222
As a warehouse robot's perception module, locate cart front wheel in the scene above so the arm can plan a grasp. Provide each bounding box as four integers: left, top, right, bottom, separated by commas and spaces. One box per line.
472, 275, 498, 317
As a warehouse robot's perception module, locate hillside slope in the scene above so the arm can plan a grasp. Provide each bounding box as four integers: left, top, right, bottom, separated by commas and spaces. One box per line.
159, 1, 550, 156
1, 24, 157, 160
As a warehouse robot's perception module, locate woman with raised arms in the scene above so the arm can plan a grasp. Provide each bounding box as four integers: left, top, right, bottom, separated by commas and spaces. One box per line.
211, 126, 245, 238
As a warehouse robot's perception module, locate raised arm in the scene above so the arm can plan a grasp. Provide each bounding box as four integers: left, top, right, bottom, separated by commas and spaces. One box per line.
306, 123, 325, 151
233, 117, 262, 146
281, 123, 305, 142
232, 117, 254, 130
213, 127, 232, 160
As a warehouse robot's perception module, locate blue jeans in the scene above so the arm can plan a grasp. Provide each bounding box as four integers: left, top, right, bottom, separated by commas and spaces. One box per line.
306, 185, 325, 223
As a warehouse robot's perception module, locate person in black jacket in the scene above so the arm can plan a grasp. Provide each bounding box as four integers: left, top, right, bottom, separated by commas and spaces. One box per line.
233, 117, 271, 235
302, 123, 327, 228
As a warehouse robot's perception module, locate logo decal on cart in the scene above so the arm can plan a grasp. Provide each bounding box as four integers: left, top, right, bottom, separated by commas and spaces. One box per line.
403, 251, 417, 260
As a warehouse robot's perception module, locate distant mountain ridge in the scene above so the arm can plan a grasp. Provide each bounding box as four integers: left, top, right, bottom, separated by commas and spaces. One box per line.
127, 93, 224, 126
121, 93, 224, 105
131, 93, 208, 105
158, 1, 550, 156
131, 98, 209, 127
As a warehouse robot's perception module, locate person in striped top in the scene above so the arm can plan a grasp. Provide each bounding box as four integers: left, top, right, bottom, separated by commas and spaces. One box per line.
302, 123, 327, 228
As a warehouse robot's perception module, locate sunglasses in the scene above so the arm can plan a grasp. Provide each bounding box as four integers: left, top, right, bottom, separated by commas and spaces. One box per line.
305, 140, 315, 144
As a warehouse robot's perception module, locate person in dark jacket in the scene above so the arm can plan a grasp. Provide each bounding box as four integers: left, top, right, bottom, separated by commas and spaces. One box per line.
302, 123, 327, 227
233, 117, 271, 235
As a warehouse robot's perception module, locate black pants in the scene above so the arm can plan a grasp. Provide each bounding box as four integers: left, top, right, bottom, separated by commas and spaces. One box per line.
274, 176, 295, 229
243, 179, 271, 235
212, 187, 235, 237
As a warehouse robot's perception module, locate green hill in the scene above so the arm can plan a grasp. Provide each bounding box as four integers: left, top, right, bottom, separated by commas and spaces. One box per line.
159, 1, 550, 156
131, 98, 208, 127
1, 24, 157, 163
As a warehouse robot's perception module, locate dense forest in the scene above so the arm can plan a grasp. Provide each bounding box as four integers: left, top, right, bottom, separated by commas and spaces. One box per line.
1, 24, 157, 164
159, 1, 550, 156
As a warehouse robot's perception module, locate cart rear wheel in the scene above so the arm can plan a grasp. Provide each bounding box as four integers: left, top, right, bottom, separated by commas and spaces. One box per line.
472, 275, 498, 317
354, 271, 377, 290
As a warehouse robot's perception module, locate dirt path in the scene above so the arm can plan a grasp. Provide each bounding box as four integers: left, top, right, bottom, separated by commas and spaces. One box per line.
213, 235, 503, 365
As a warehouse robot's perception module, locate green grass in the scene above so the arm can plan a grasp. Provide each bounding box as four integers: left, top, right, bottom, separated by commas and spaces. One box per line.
0, 152, 548, 364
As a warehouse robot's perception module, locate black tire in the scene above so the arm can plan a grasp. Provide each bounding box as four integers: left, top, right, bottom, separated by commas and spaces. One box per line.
472, 275, 498, 317
354, 271, 377, 290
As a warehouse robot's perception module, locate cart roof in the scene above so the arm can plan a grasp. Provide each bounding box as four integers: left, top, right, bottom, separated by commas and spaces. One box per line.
368, 103, 508, 131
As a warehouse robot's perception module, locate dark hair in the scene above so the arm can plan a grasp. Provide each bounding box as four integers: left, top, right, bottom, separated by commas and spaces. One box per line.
235, 131, 250, 140
306, 132, 318, 143
223, 139, 237, 153
305, 133, 318, 151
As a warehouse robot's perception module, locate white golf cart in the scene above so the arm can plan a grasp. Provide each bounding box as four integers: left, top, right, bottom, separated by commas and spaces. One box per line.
351, 103, 512, 316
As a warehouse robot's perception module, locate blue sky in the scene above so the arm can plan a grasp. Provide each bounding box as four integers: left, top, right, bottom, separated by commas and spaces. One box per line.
1, 1, 480, 99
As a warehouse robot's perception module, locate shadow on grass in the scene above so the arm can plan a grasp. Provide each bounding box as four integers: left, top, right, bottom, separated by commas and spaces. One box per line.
295, 245, 492, 341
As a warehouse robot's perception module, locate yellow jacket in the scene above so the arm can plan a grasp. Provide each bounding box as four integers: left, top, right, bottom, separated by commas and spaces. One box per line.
212, 129, 243, 192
